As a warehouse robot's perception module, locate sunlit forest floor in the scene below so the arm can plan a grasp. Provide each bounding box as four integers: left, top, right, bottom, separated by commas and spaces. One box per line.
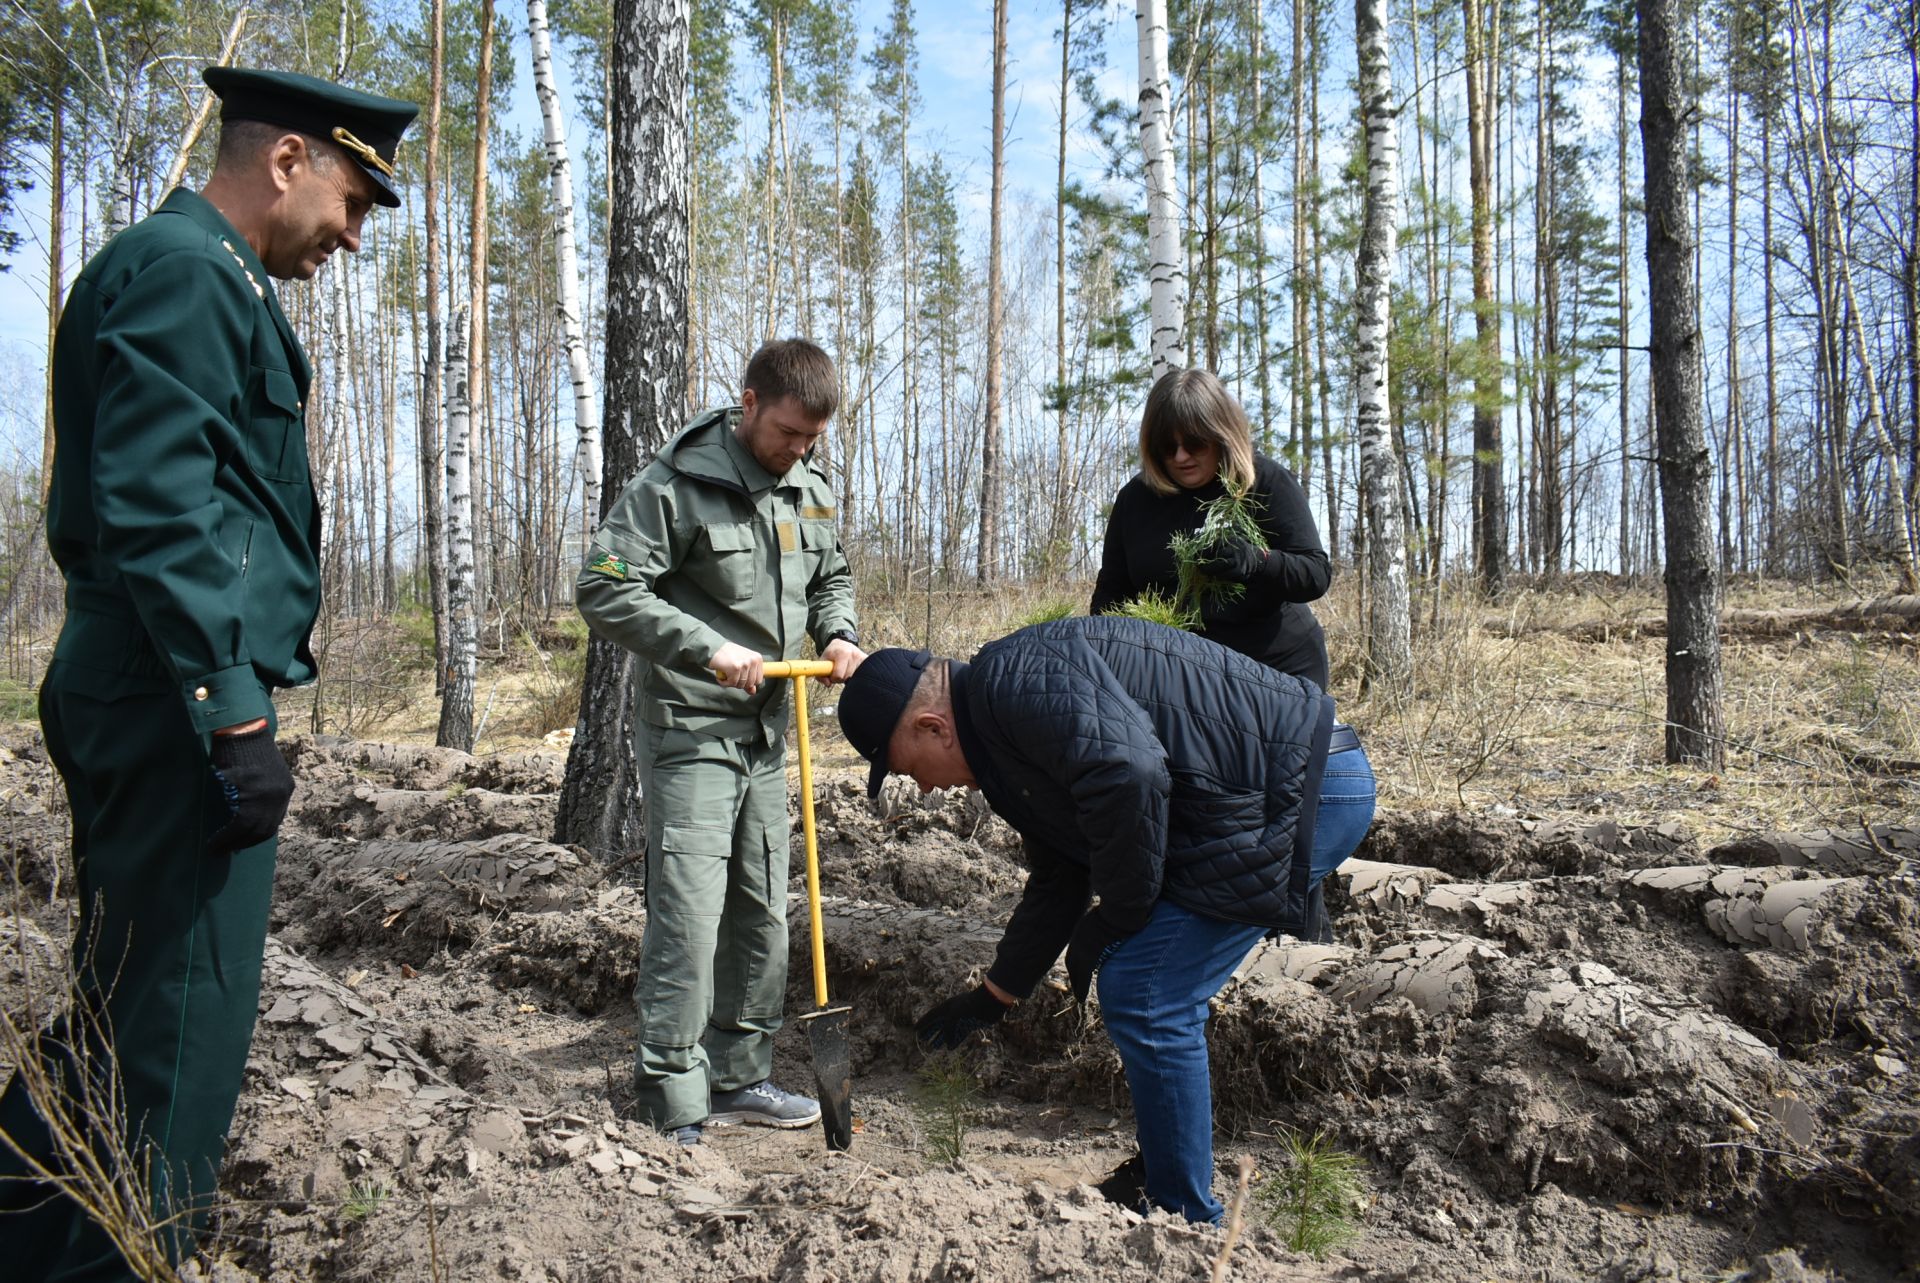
293, 569, 1920, 845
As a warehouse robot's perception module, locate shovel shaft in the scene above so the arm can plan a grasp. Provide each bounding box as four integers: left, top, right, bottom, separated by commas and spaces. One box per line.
791, 671, 830, 1008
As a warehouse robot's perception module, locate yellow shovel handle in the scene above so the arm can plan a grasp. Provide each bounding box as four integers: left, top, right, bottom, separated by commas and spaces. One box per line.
790, 670, 829, 1008
708, 659, 832, 1007
764, 660, 835, 679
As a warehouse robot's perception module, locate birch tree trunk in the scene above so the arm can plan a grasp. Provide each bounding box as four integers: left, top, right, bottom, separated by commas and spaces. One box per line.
1137, 0, 1186, 377
441, 307, 479, 751
528, 0, 604, 530
557, 0, 691, 857
977, 0, 1007, 582
1354, 0, 1411, 688
440, 0, 497, 752
1636, 0, 1724, 768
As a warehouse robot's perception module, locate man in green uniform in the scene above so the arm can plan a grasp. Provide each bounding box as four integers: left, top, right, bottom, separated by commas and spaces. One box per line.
0, 69, 415, 1279
578, 339, 863, 1146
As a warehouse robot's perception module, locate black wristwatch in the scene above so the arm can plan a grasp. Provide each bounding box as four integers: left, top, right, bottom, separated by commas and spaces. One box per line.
825, 628, 859, 648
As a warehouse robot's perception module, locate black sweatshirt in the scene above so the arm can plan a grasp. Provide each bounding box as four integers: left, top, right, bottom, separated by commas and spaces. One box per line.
1088, 453, 1332, 690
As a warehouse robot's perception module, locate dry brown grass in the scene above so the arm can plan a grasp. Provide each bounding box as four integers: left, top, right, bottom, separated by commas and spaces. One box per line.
273, 573, 1914, 842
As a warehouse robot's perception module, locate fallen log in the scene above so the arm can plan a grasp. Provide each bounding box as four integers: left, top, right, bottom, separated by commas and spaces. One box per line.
1487, 595, 1920, 642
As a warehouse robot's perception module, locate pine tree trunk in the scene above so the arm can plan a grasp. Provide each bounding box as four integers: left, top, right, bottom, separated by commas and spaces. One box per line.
1052, 0, 1074, 564
1137, 0, 1186, 377
556, 0, 691, 857
1355, 0, 1410, 689
977, 0, 1008, 582
41, 94, 63, 502
529, 0, 604, 530
423, 0, 450, 689
1465, 0, 1506, 594
1636, 0, 1724, 768
1617, 24, 1633, 577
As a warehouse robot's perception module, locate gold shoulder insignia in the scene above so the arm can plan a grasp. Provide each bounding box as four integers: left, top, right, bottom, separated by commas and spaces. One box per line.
587, 551, 630, 581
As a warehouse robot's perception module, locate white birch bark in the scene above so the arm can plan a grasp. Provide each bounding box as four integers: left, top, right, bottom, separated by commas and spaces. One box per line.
1354, 0, 1411, 687
442, 305, 479, 748
527, 0, 604, 530
1136, 0, 1186, 377
162, 8, 249, 195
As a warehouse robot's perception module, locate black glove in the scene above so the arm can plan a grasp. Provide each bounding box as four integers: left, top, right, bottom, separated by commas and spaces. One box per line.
1194, 534, 1266, 583
915, 985, 1010, 1050
1065, 912, 1133, 1003
207, 726, 294, 854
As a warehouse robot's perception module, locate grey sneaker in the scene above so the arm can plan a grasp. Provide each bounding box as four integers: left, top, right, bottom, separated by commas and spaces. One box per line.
671, 1123, 703, 1148
708, 1080, 821, 1129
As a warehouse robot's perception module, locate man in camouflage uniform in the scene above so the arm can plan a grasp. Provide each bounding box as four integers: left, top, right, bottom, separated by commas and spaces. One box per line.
577, 338, 862, 1145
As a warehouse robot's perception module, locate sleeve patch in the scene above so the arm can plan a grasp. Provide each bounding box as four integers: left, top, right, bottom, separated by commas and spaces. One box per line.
587, 551, 630, 580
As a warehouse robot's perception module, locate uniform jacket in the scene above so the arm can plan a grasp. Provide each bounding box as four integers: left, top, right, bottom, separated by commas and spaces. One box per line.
47, 189, 319, 735
1090, 453, 1332, 688
951, 616, 1334, 999
577, 407, 857, 743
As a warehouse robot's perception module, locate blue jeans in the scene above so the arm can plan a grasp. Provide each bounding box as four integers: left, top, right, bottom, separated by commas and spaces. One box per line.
1304, 745, 1376, 941
1097, 899, 1266, 1224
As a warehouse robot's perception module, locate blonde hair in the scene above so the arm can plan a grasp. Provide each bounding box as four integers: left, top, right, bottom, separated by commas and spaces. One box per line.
1136, 368, 1257, 495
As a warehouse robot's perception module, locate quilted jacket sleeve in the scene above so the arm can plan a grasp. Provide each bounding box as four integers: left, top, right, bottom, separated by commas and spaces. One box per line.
983, 839, 1091, 999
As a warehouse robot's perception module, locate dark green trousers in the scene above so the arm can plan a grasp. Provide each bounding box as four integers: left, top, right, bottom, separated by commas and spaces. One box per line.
0, 616, 277, 1282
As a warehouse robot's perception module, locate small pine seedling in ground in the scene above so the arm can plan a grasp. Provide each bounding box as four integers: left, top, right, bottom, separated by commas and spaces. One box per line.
1255, 1128, 1367, 1258
913, 1052, 981, 1164
342, 1177, 392, 1222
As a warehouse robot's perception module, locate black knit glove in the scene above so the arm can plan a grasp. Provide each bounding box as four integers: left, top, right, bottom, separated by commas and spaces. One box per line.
207, 726, 294, 854
915, 985, 1010, 1050
1194, 534, 1266, 583
1065, 912, 1133, 1003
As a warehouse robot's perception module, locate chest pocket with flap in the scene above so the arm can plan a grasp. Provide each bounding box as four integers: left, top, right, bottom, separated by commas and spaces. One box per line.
247, 366, 307, 482
694, 521, 759, 602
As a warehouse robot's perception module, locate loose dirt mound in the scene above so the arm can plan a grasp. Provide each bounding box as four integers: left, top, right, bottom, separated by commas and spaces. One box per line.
3, 728, 1913, 1281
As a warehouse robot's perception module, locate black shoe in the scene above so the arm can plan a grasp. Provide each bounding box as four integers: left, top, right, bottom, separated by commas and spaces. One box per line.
1096, 1154, 1147, 1211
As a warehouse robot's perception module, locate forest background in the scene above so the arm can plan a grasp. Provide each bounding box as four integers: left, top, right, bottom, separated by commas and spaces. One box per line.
0, 0, 1913, 793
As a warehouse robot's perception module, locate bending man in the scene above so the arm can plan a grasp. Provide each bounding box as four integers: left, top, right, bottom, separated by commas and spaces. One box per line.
841, 615, 1332, 1224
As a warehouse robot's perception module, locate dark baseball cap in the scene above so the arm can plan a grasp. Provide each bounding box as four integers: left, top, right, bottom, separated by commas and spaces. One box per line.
839, 647, 932, 798
204, 67, 419, 208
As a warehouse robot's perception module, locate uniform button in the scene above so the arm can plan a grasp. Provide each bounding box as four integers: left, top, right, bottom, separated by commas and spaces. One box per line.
194, 686, 209, 701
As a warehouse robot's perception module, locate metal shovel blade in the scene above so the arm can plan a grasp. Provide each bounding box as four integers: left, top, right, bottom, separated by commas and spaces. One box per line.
801, 1004, 854, 1151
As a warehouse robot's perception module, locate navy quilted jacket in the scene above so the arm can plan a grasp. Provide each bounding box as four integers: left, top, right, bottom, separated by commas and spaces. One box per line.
949, 616, 1334, 999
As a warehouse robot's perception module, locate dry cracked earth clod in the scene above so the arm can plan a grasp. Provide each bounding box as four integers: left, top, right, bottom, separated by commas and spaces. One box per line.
2, 728, 1916, 1282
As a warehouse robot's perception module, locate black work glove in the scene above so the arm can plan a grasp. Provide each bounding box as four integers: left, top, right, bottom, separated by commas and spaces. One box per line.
1194, 534, 1266, 583
207, 726, 295, 854
1065, 912, 1133, 1003
915, 985, 1010, 1050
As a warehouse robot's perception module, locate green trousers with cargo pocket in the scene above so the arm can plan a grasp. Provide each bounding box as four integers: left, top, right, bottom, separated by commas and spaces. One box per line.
0, 619, 279, 1282
632, 720, 791, 1129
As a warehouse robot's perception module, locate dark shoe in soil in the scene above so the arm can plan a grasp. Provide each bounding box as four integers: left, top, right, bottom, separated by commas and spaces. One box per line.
1096, 1154, 1148, 1212
708, 1080, 821, 1129
671, 1123, 703, 1148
